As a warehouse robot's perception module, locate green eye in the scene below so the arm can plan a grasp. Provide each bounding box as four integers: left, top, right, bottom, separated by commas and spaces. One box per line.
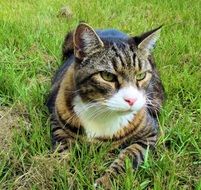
136, 72, 146, 81
100, 72, 116, 82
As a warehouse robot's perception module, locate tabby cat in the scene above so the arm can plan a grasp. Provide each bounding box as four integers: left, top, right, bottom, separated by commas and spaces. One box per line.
47, 22, 164, 188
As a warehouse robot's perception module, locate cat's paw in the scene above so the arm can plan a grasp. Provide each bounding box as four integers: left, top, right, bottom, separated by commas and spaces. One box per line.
94, 174, 111, 190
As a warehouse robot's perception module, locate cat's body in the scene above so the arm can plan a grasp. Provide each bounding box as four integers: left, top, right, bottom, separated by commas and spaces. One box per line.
47, 23, 164, 188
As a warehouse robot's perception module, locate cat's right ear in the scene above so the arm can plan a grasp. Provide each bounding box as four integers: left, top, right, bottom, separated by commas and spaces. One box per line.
73, 23, 104, 60
132, 26, 162, 56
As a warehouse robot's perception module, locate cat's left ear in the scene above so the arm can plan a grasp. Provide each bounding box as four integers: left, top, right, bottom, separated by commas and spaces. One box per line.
73, 23, 104, 60
133, 26, 162, 54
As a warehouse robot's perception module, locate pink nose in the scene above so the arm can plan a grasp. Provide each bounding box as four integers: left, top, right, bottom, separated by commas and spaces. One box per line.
124, 98, 137, 106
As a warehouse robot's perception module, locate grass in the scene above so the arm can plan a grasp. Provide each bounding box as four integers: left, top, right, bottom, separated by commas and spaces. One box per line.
0, 0, 200, 189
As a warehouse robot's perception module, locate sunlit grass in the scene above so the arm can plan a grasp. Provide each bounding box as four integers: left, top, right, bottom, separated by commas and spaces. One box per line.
0, 0, 200, 189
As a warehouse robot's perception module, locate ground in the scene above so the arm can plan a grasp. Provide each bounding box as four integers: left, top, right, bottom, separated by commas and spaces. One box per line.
0, 0, 200, 189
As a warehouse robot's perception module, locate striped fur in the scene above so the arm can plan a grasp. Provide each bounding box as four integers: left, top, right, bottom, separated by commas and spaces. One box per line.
47, 23, 164, 188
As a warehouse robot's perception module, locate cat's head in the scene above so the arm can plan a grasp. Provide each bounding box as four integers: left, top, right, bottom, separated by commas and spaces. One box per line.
71, 23, 163, 116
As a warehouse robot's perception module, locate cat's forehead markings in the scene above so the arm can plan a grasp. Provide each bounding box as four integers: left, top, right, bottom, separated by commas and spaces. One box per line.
110, 43, 132, 70
136, 50, 148, 62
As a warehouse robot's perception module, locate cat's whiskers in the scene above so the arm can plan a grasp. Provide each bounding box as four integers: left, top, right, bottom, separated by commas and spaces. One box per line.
146, 97, 161, 107
66, 101, 101, 123
76, 103, 99, 116
87, 107, 108, 121
145, 101, 160, 111
145, 97, 161, 113
73, 108, 103, 124
73, 99, 115, 121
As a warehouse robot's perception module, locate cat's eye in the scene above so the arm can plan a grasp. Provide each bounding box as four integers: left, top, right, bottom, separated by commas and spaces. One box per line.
100, 71, 116, 82
136, 72, 146, 81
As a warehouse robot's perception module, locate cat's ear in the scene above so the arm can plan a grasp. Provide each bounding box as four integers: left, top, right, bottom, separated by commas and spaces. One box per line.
133, 26, 162, 54
73, 23, 104, 59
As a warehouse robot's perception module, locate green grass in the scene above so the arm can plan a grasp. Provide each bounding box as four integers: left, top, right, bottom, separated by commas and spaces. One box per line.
0, 0, 200, 189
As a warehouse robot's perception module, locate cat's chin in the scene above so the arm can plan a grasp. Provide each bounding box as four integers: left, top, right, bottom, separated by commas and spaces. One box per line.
111, 107, 143, 116
114, 109, 136, 115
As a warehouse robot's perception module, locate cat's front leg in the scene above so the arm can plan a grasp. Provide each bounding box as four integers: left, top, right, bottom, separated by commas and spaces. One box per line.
95, 140, 154, 189
51, 117, 74, 154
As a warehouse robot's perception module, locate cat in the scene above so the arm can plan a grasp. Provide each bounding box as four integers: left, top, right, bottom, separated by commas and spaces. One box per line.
46, 22, 165, 188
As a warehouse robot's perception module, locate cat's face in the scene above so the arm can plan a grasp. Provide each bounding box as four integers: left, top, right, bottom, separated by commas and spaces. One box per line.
73, 23, 161, 115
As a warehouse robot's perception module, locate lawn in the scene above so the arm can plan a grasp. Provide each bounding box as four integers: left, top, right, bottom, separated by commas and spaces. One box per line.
0, 0, 200, 189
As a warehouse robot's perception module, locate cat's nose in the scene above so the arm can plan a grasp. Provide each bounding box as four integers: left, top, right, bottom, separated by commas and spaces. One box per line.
124, 98, 137, 106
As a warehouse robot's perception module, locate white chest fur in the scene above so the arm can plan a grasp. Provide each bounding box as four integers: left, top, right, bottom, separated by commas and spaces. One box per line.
73, 96, 135, 139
